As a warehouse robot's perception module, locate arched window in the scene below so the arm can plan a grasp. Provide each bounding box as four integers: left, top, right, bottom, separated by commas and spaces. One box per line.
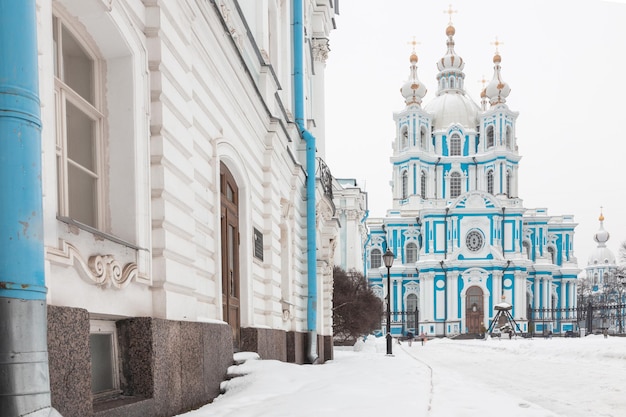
523, 241, 531, 259
486, 126, 494, 148
487, 170, 494, 194
401, 127, 409, 150
450, 133, 461, 156
420, 171, 427, 197
371, 249, 382, 269
420, 127, 428, 149
506, 170, 512, 197
450, 172, 461, 198
506, 126, 512, 149
547, 247, 556, 264
401, 171, 409, 200
406, 242, 418, 263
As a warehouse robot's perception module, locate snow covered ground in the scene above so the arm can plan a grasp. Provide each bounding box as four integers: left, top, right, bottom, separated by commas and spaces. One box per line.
178, 335, 626, 417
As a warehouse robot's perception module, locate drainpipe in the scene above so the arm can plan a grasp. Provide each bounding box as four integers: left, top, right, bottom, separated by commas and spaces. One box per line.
293, 0, 318, 364
0, 1, 60, 416
472, 157, 478, 190
434, 157, 441, 198
501, 207, 506, 255
361, 210, 370, 274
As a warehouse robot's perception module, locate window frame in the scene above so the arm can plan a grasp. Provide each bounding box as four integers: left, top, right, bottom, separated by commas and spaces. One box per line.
487, 170, 494, 194
406, 242, 418, 264
420, 170, 427, 198
54, 13, 106, 231
401, 170, 409, 200
486, 125, 494, 148
371, 248, 382, 269
450, 172, 462, 198
450, 133, 461, 156
89, 320, 121, 400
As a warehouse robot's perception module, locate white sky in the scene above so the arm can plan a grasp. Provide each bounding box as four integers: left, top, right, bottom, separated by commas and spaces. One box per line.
323, 0, 626, 272
178, 335, 626, 416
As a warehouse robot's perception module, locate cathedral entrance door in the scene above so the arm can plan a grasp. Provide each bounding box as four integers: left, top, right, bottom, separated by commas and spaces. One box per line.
466, 286, 484, 334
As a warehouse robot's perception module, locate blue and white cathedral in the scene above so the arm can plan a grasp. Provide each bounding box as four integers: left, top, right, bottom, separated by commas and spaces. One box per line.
365, 21, 580, 337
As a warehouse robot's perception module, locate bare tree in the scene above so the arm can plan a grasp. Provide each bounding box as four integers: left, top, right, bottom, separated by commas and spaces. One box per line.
332, 267, 383, 345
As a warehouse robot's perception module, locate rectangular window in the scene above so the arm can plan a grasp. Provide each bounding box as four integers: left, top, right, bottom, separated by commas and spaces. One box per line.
90, 320, 121, 398
54, 15, 104, 230
254, 228, 264, 261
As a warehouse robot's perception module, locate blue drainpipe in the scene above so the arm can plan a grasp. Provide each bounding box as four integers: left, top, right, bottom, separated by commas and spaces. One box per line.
0, 1, 59, 415
293, 0, 318, 363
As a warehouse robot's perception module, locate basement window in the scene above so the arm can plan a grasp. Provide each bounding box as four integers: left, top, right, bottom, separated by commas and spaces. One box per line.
90, 320, 121, 400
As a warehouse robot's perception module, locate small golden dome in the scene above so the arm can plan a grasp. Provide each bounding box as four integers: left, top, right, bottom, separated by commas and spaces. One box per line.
493, 53, 501, 64
599, 213, 605, 221
480, 88, 487, 98
410, 52, 418, 63
446, 25, 455, 37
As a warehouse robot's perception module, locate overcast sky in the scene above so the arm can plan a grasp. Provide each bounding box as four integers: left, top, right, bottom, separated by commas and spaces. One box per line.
324, 0, 626, 271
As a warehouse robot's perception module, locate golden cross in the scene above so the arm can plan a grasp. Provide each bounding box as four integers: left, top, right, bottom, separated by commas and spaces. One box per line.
444, 4, 457, 24
491, 36, 504, 53
407, 36, 421, 52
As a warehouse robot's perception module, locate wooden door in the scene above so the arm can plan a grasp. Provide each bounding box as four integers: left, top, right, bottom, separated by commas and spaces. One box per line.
466, 286, 484, 334
220, 162, 240, 349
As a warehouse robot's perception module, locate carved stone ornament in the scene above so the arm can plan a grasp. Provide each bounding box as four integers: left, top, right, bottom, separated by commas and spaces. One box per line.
46, 240, 138, 289
312, 38, 330, 63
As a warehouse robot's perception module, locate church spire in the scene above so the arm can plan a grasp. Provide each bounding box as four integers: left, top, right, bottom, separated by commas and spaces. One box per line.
485, 37, 511, 106
400, 38, 427, 106
436, 5, 465, 96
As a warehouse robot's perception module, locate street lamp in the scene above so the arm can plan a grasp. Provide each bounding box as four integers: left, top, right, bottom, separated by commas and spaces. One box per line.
383, 249, 395, 355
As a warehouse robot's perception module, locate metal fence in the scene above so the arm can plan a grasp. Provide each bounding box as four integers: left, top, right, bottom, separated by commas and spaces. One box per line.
529, 302, 626, 336
381, 309, 419, 336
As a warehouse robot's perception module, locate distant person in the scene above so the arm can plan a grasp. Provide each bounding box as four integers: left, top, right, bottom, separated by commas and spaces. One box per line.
603, 328, 608, 338
421, 332, 427, 346
407, 331, 414, 347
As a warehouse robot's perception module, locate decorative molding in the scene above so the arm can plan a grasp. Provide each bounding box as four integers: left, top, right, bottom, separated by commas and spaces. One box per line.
312, 38, 330, 63
46, 240, 138, 289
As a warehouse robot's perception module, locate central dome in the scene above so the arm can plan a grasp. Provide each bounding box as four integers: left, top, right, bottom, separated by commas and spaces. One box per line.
424, 92, 480, 130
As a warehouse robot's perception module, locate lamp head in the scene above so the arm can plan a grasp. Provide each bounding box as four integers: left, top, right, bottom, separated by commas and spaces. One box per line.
383, 249, 395, 268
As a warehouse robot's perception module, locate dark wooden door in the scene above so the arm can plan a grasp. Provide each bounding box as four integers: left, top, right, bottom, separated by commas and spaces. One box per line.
220, 162, 240, 349
466, 286, 484, 333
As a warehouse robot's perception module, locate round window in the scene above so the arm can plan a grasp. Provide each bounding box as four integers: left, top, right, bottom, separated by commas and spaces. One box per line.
466, 230, 484, 252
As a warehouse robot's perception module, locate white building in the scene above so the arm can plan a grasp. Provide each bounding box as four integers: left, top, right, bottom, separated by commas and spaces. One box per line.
365, 20, 580, 338
28, 1, 341, 415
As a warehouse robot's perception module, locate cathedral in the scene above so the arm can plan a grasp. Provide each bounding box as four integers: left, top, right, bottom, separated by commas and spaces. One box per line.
365, 20, 580, 338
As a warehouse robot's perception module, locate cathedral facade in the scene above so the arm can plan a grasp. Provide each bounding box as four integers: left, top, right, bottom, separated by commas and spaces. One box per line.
366, 22, 580, 338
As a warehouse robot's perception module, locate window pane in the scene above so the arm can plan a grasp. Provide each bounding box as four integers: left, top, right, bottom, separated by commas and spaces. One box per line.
62, 26, 94, 104
371, 249, 382, 269
450, 173, 461, 198
90, 334, 114, 393
66, 101, 96, 172
68, 164, 96, 227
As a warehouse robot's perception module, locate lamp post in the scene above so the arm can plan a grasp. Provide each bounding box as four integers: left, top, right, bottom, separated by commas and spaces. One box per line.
618, 274, 626, 334
383, 249, 395, 355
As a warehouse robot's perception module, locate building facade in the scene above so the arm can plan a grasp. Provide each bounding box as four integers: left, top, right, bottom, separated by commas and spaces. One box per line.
0, 1, 343, 416
365, 21, 580, 339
